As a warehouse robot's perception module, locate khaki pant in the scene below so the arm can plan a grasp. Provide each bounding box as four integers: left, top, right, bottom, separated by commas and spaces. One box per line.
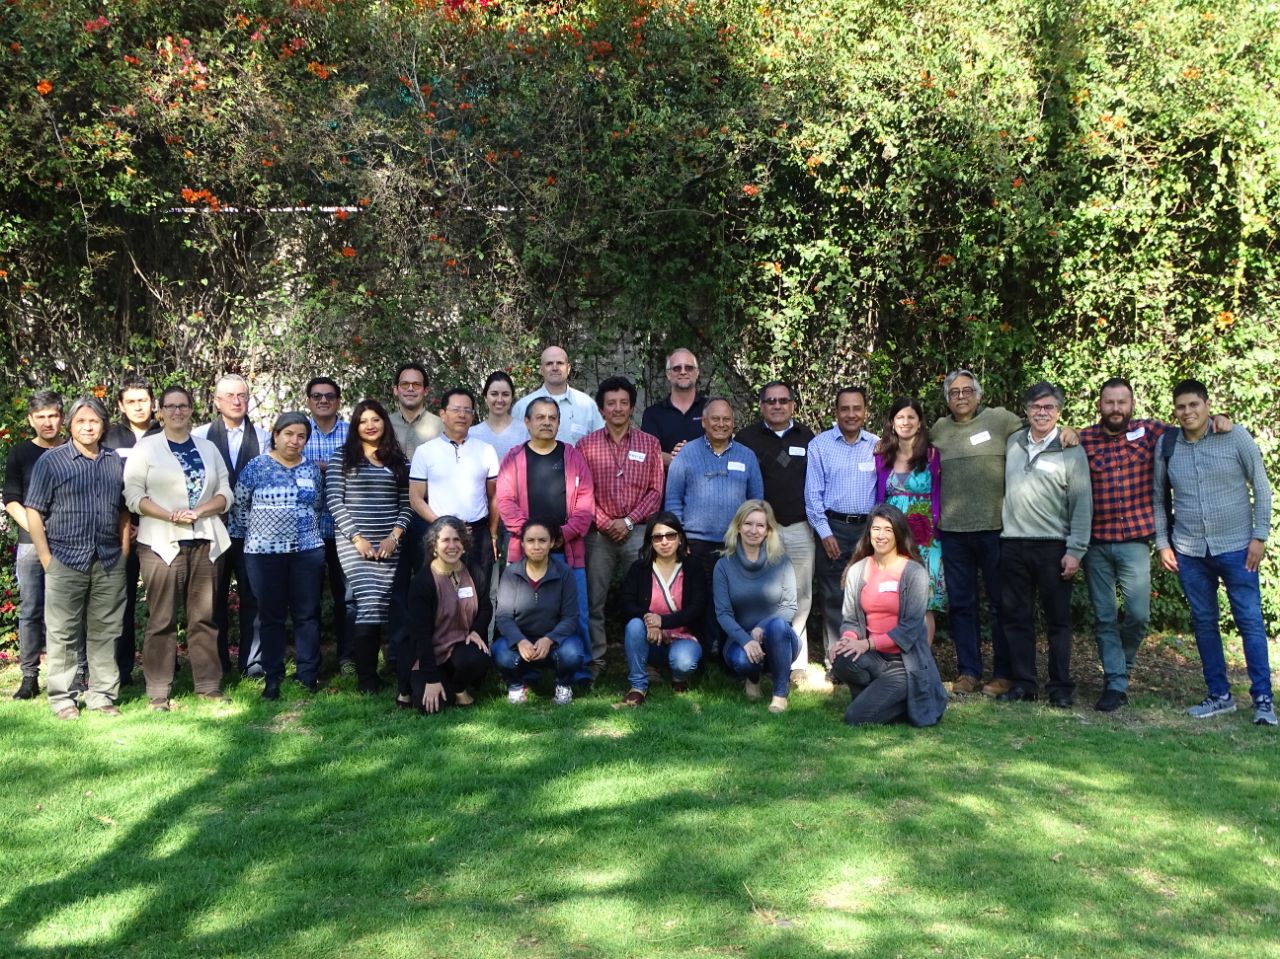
139, 542, 224, 700
44, 556, 126, 713
778, 520, 815, 670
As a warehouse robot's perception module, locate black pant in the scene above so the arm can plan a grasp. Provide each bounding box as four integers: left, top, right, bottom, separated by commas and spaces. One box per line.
213, 537, 261, 674
322, 537, 357, 663
815, 516, 866, 662
409, 642, 492, 711
1001, 538, 1075, 698
833, 651, 908, 725
114, 548, 142, 683
686, 539, 722, 652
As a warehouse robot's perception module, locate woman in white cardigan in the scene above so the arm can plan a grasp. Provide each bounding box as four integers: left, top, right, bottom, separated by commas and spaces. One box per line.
123, 385, 233, 710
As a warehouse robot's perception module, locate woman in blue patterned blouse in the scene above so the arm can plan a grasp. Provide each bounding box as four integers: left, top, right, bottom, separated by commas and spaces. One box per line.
232, 412, 326, 699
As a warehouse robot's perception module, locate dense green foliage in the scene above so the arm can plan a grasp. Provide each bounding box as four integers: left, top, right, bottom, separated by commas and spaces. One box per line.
1, 667, 1278, 958
1, 0, 1278, 627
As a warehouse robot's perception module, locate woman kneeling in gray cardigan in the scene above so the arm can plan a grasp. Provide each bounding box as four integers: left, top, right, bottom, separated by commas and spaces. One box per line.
831, 504, 947, 727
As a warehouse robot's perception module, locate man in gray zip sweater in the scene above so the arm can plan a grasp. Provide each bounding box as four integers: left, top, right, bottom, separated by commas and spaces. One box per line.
996, 381, 1092, 707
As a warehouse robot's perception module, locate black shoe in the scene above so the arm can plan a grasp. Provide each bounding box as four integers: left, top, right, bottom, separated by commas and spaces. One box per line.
996, 686, 1037, 703
119, 672, 135, 687
261, 683, 281, 701
12, 676, 39, 700
1048, 694, 1073, 709
1094, 689, 1127, 712
243, 665, 266, 680
295, 677, 319, 693
358, 676, 385, 695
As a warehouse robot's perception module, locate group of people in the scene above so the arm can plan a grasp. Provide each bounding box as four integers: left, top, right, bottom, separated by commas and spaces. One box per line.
4, 345, 1274, 729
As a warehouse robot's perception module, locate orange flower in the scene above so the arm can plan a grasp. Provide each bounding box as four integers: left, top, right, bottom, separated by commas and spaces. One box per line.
546, 175, 556, 185
36, 79, 53, 95
1011, 177, 1024, 189
1217, 310, 1234, 326
741, 183, 760, 197
936, 253, 956, 267
999, 322, 1012, 332
446, 258, 457, 267
357, 197, 371, 207
335, 209, 349, 221
341, 246, 356, 257
92, 385, 108, 399
10, 41, 22, 53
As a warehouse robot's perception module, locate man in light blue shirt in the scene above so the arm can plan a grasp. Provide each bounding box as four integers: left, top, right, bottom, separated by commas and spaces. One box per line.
512, 345, 604, 445
805, 386, 878, 667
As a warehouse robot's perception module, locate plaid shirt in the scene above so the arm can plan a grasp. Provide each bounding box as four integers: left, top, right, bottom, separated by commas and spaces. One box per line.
576, 426, 664, 529
305, 418, 349, 538
1079, 418, 1169, 542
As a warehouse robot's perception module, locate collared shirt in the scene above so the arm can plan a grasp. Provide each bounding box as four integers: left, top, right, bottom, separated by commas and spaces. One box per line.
512, 385, 604, 445
1025, 426, 1059, 459
1080, 418, 1170, 542
192, 420, 270, 468
640, 393, 707, 453
1154, 424, 1272, 556
804, 427, 879, 539
1002, 429, 1092, 559
735, 420, 815, 527
409, 433, 500, 523
663, 437, 763, 542
390, 407, 443, 461
576, 426, 664, 528
305, 418, 349, 538
24, 443, 126, 572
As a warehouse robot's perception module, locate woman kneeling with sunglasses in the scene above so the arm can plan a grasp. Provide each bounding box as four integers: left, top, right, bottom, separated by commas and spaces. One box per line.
617, 512, 706, 706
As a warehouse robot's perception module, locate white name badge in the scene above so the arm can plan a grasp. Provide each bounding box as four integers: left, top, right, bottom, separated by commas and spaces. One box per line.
1034, 457, 1060, 473
1126, 426, 1146, 441
728, 461, 747, 472
116, 448, 132, 460
627, 450, 647, 462
788, 446, 807, 457
878, 580, 899, 593
296, 477, 316, 489
457, 586, 475, 599
970, 430, 992, 446
857, 462, 874, 472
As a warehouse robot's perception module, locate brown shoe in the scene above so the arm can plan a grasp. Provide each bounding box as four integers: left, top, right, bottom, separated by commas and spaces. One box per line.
619, 689, 646, 707
952, 674, 981, 695
149, 699, 171, 712
90, 705, 122, 717
197, 690, 230, 702
671, 680, 690, 694
982, 678, 1014, 697
54, 705, 80, 721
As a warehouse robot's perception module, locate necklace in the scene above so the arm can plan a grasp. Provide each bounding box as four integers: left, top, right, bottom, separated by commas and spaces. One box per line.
609, 429, 630, 477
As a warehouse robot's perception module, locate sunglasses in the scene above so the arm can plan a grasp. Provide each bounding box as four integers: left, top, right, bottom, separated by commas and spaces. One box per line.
650, 531, 680, 542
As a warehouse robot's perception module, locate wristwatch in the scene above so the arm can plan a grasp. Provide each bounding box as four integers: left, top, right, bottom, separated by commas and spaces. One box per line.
623, 517, 634, 531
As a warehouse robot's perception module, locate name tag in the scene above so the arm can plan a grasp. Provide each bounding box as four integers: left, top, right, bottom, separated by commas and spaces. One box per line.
1034, 457, 1059, 473
878, 580, 899, 593
970, 430, 992, 446
116, 448, 132, 460
296, 477, 316, 489
1126, 426, 1146, 441
788, 446, 807, 457
857, 462, 874, 472
728, 461, 746, 472
627, 450, 647, 463
457, 586, 475, 599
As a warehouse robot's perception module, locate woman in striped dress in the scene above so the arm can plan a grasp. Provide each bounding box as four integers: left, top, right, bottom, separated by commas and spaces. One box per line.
326, 399, 412, 693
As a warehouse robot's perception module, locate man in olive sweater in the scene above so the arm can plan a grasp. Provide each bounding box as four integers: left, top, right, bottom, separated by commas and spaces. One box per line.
997, 382, 1092, 707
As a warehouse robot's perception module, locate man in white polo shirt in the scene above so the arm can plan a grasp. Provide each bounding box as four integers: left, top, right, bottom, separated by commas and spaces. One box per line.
409, 387, 501, 626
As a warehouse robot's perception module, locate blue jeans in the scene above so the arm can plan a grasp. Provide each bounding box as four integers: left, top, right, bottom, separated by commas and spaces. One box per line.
723, 617, 801, 699
1083, 541, 1152, 692
15, 543, 46, 679
246, 548, 325, 686
491, 635, 588, 688
622, 618, 702, 691
570, 565, 591, 683
1176, 547, 1272, 701
938, 529, 1009, 679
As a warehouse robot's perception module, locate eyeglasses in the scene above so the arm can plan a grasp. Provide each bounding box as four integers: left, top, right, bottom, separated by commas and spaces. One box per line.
1027, 403, 1060, 414
161, 403, 191, 412
762, 396, 793, 405
947, 387, 976, 399
650, 531, 679, 542
397, 381, 424, 390
309, 392, 338, 401
445, 406, 475, 416
668, 364, 698, 373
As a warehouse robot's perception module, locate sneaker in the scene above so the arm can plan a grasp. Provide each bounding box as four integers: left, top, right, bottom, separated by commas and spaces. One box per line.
507, 685, 529, 705
1187, 693, 1236, 719
339, 659, 357, 676
12, 676, 39, 701
552, 684, 574, 706
1253, 697, 1277, 727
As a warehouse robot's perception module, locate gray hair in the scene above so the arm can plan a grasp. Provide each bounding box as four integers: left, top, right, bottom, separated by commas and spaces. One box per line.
1023, 380, 1065, 408
269, 411, 312, 447
66, 395, 109, 427
214, 374, 249, 396
942, 369, 983, 401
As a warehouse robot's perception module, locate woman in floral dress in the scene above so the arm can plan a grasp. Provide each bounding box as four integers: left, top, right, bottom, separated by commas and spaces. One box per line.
873, 397, 945, 644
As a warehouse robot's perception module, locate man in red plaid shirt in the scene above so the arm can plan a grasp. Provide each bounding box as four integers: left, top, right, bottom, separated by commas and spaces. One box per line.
1079, 377, 1228, 712
577, 376, 665, 677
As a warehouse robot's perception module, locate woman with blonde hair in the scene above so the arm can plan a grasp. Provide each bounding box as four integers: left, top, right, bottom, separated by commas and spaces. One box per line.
714, 499, 800, 713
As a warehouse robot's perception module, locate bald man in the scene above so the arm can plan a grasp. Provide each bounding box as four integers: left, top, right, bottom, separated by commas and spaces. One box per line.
512, 345, 604, 444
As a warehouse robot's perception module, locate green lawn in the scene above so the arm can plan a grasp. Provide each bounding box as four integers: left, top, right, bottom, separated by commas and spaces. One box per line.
0, 655, 1276, 959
